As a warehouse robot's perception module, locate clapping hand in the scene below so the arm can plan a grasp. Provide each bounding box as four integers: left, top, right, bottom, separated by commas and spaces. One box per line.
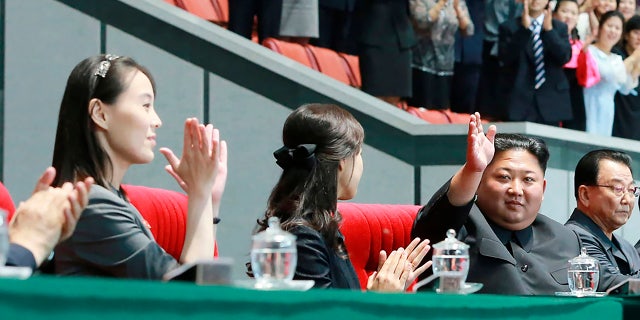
163, 121, 228, 204
366, 238, 432, 292
160, 118, 226, 200
9, 167, 93, 266
543, 6, 553, 31
29, 167, 93, 242
521, 0, 531, 28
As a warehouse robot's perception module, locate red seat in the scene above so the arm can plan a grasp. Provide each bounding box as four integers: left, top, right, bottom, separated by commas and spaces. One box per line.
122, 184, 218, 260
338, 53, 361, 88
176, 0, 228, 26
0, 182, 16, 222
212, 0, 229, 25
338, 202, 421, 290
262, 38, 318, 69
305, 45, 352, 86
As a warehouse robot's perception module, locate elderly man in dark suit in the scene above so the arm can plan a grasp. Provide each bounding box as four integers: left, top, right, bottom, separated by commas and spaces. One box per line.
412, 113, 581, 295
565, 150, 640, 293
497, 0, 572, 125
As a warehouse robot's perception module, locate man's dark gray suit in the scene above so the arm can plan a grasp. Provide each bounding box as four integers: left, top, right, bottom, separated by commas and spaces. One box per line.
412, 181, 581, 295
565, 209, 640, 293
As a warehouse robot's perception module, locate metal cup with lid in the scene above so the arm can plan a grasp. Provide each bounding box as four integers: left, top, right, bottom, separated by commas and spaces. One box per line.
568, 247, 599, 294
250, 217, 297, 287
431, 229, 470, 293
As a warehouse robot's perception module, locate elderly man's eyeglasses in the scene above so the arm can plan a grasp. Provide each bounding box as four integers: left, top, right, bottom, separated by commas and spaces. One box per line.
591, 185, 640, 198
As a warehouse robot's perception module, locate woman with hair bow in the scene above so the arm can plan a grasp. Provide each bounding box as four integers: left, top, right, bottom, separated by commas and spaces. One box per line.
253, 103, 432, 291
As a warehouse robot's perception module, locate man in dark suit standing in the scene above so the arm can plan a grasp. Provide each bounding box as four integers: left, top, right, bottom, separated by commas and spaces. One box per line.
228, 0, 283, 44
498, 0, 572, 125
412, 113, 581, 295
565, 150, 640, 293
352, 0, 416, 105
450, 0, 485, 114
312, 0, 358, 54
475, 0, 522, 121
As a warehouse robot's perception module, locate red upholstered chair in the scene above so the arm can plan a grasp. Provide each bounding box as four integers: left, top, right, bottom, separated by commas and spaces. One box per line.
305, 45, 352, 86
175, 0, 229, 26
0, 182, 16, 221
212, 0, 229, 26
262, 38, 319, 70
337, 202, 421, 290
338, 52, 361, 88
121, 184, 218, 260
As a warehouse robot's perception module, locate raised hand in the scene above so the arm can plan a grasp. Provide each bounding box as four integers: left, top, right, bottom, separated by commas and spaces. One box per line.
31, 167, 56, 194
164, 124, 228, 204
583, 33, 595, 51
466, 112, 497, 173
582, 0, 595, 12
521, 0, 531, 29
9, 167, 94, 266
160, 118, 221, 199
543, 6, 553, 31
631, 44, 640, 60
27, 166, 94, 242
59, 177, 93, 241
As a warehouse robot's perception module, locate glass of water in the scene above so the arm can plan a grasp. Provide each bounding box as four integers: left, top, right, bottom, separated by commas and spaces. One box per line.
431, 229, 470, 293
568, 247, 599, 295
0, 209, 9, 266
251, 217, 297, 288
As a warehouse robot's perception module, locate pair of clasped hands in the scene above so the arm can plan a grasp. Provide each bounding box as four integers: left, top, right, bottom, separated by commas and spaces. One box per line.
160, 118, 227, 207
9, 167, 93, 267
367, 238, 432, 292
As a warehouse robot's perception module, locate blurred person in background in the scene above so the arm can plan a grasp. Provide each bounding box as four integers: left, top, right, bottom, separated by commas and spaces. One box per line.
279, 0, 319, 44
613, 15, 640, 139
408, 0, 474, 110
497, 0, 572, 125
582, 11, 640, 136
352, 0, 416, 108
229, 0, 283, 43
475, 0, 522, 121
449, 0, 484, 114
555, 0, 590, 131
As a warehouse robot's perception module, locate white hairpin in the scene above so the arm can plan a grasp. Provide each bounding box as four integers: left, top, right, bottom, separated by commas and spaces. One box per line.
94, 54, 120, 78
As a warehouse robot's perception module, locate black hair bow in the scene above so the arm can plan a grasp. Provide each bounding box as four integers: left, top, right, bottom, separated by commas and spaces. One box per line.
273, 144, 317, 170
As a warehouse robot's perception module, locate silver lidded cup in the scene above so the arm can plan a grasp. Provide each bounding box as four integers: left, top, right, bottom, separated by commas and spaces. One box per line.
250, 217, 297, 288
431, 229, 470, 293
568, 247, 599, 295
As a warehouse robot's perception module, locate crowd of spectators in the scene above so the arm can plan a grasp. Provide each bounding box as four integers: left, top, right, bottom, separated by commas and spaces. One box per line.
228, 0, 640, 139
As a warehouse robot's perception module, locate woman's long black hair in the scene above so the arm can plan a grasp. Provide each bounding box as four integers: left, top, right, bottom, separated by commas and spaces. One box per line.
257, 104, 364, 253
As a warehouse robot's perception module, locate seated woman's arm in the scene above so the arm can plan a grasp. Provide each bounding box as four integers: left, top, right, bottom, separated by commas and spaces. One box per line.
160, 120, 227, 264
